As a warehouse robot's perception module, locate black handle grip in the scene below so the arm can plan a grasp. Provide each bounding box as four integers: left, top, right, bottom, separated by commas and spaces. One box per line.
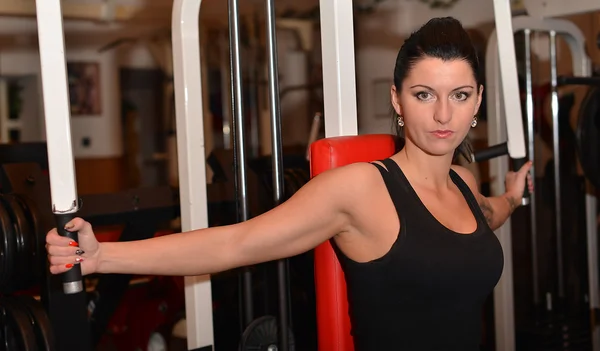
55, 212, 83, 294
511, 157, 531, 206
471, 142, 508, 163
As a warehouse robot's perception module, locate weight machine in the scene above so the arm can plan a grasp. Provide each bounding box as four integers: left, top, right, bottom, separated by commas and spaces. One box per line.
30, 0, 599, 351
488, 2, 600, 350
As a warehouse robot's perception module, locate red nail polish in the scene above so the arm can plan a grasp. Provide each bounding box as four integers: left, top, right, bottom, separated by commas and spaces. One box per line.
65, 263, 74, 268
68, 241, 79, 247
75, 257, 84, 263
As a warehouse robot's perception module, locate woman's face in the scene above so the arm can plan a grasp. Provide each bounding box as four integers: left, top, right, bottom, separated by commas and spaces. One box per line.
391, 57, 483, 158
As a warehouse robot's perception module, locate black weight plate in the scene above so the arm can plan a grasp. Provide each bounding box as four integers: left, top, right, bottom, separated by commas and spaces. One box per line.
576, 87, 600, 189
0, 296, 39, 351
14, 295, 55, 351
1, 194, 31, 291
239, 315, 295, 351
16, 195, 44, 285
0, 298, 20, 351
7, 194, 35, 290
0, 198, 17, 294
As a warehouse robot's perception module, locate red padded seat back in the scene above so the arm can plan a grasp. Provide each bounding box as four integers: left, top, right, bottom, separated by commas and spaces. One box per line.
309, 134, 397, 351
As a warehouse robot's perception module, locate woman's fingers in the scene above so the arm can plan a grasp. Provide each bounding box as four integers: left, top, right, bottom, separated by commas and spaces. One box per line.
46, 244, 85, 257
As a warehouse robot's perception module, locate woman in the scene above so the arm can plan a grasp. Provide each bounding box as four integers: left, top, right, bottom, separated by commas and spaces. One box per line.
46, 17, 533, 350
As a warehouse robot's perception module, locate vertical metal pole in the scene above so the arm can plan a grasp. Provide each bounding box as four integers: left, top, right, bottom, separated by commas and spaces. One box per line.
549, 31, 564, 300
172, 0, 216, 348
228, 0, 253, 327
523, 29, 539, 307
265, 0, 290, 349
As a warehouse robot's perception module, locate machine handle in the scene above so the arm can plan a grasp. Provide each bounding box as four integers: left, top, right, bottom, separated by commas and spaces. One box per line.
55, 212, 83, 294
472, 141, 530, 206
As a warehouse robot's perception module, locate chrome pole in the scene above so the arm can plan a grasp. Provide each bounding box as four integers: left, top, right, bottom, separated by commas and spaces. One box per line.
228, 0, 253, 327
266, 0, 291, 348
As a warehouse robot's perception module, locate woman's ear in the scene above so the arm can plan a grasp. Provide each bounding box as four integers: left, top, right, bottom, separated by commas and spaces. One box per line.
390, 85, 402, 116
474, 84, 484, 115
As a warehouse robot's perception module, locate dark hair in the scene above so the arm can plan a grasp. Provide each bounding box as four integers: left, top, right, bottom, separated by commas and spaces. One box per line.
392, 17, 481, 162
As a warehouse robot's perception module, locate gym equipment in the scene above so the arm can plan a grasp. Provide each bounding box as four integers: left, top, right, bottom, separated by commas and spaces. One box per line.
488, 13, 599, 351
576, 87, 600, 189
34, 0, 83, 297
310, 134, 396, 351
0, 294, 56, 351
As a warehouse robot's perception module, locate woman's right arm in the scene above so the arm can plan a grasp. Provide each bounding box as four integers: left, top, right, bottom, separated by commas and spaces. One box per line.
46, 163, 372, 277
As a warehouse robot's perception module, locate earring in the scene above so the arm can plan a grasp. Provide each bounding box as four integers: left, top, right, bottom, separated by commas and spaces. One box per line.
471, 116, 478, 128
397, 116, 404, 127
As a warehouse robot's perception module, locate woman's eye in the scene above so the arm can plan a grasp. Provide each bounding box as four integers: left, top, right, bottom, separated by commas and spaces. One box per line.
452, 92, 469, 101
416, 92, 433, 101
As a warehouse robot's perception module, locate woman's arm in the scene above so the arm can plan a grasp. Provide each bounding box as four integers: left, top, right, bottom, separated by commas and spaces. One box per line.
451, 162, 532, 231
50, 163, 371, 277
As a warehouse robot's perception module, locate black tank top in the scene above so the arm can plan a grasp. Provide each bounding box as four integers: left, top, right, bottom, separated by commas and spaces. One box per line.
330, 158, 504, 351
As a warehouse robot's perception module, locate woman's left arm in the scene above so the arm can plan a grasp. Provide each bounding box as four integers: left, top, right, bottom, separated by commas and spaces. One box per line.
452, 161, 533, 231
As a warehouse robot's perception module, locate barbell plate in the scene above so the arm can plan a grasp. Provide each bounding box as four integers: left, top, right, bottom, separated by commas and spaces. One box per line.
576, 87, 600, 189
0, 296, 39, 350
16, 195, 44, 285
1, 194, 32, 291
0, 199, 17, 294
15, 295, 56, 351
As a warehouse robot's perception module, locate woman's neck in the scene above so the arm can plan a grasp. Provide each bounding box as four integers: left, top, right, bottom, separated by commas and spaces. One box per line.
393, 143, 455, 192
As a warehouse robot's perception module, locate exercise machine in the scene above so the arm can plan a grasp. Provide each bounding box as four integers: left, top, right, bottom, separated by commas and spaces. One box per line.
489, 2, 600, 350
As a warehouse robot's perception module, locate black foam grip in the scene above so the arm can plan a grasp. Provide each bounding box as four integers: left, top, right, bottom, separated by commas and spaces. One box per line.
472, 142, 508, 163
55, 213, 82, 290
512, 157, 531, 205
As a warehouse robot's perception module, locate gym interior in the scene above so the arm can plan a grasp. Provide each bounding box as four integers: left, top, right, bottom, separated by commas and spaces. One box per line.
0, 0, 599, 350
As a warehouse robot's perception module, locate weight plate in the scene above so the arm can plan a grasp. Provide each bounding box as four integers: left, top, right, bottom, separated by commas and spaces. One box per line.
9, 194, 35, 289
1, 194, 32, 291
576, 87, 600, 189
16, 195, 44, 285
0, 197, 17, 294
14, 295, 56, 351
0, 296, 39, 351
239, 315, 295, 351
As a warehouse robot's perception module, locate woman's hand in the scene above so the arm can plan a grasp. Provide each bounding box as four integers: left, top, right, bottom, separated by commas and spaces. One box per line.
504, 160, 534, 210
46, 217, 100, 276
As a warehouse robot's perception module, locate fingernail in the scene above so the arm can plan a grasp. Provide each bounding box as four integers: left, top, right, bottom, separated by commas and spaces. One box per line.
68, 241, 79, 247
65, 222, 74, 229
65, 263, 74, 268
75, 257, 84, 263
75, 249, 85, 255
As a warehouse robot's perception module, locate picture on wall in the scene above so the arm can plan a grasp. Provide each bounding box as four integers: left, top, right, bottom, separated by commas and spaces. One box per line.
67, 62, 101, 116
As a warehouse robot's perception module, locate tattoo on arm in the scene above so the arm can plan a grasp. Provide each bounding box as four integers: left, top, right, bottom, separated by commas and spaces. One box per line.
505, 195, 518, 214
478, 196, 494, 227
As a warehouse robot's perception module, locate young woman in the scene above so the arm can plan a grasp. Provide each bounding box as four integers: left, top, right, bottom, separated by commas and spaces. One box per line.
46, 17, 533, 350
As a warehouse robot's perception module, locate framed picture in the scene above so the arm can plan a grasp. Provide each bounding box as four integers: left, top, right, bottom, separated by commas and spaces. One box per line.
67, 62, 101, 116
372, 78, 392, 119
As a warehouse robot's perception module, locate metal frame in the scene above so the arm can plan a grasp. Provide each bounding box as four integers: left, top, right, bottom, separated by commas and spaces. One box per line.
171, 0, 215, 349
486, 15, 597, 351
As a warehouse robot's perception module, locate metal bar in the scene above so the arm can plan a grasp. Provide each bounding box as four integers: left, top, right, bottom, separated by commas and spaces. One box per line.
557, 76, 600, 86
227, 0, 253, 327
585, 191, 599, 347
34, 0, 83, 292
318, 0, 358, 137
549, 31, 564, 300
171, 0, 215, 348
492, 0, 527, 160
523, 29, 539, 307
265, 0, 290, 349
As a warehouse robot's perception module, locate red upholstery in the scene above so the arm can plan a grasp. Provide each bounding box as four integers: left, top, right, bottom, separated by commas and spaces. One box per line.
309, 134, 397, 351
